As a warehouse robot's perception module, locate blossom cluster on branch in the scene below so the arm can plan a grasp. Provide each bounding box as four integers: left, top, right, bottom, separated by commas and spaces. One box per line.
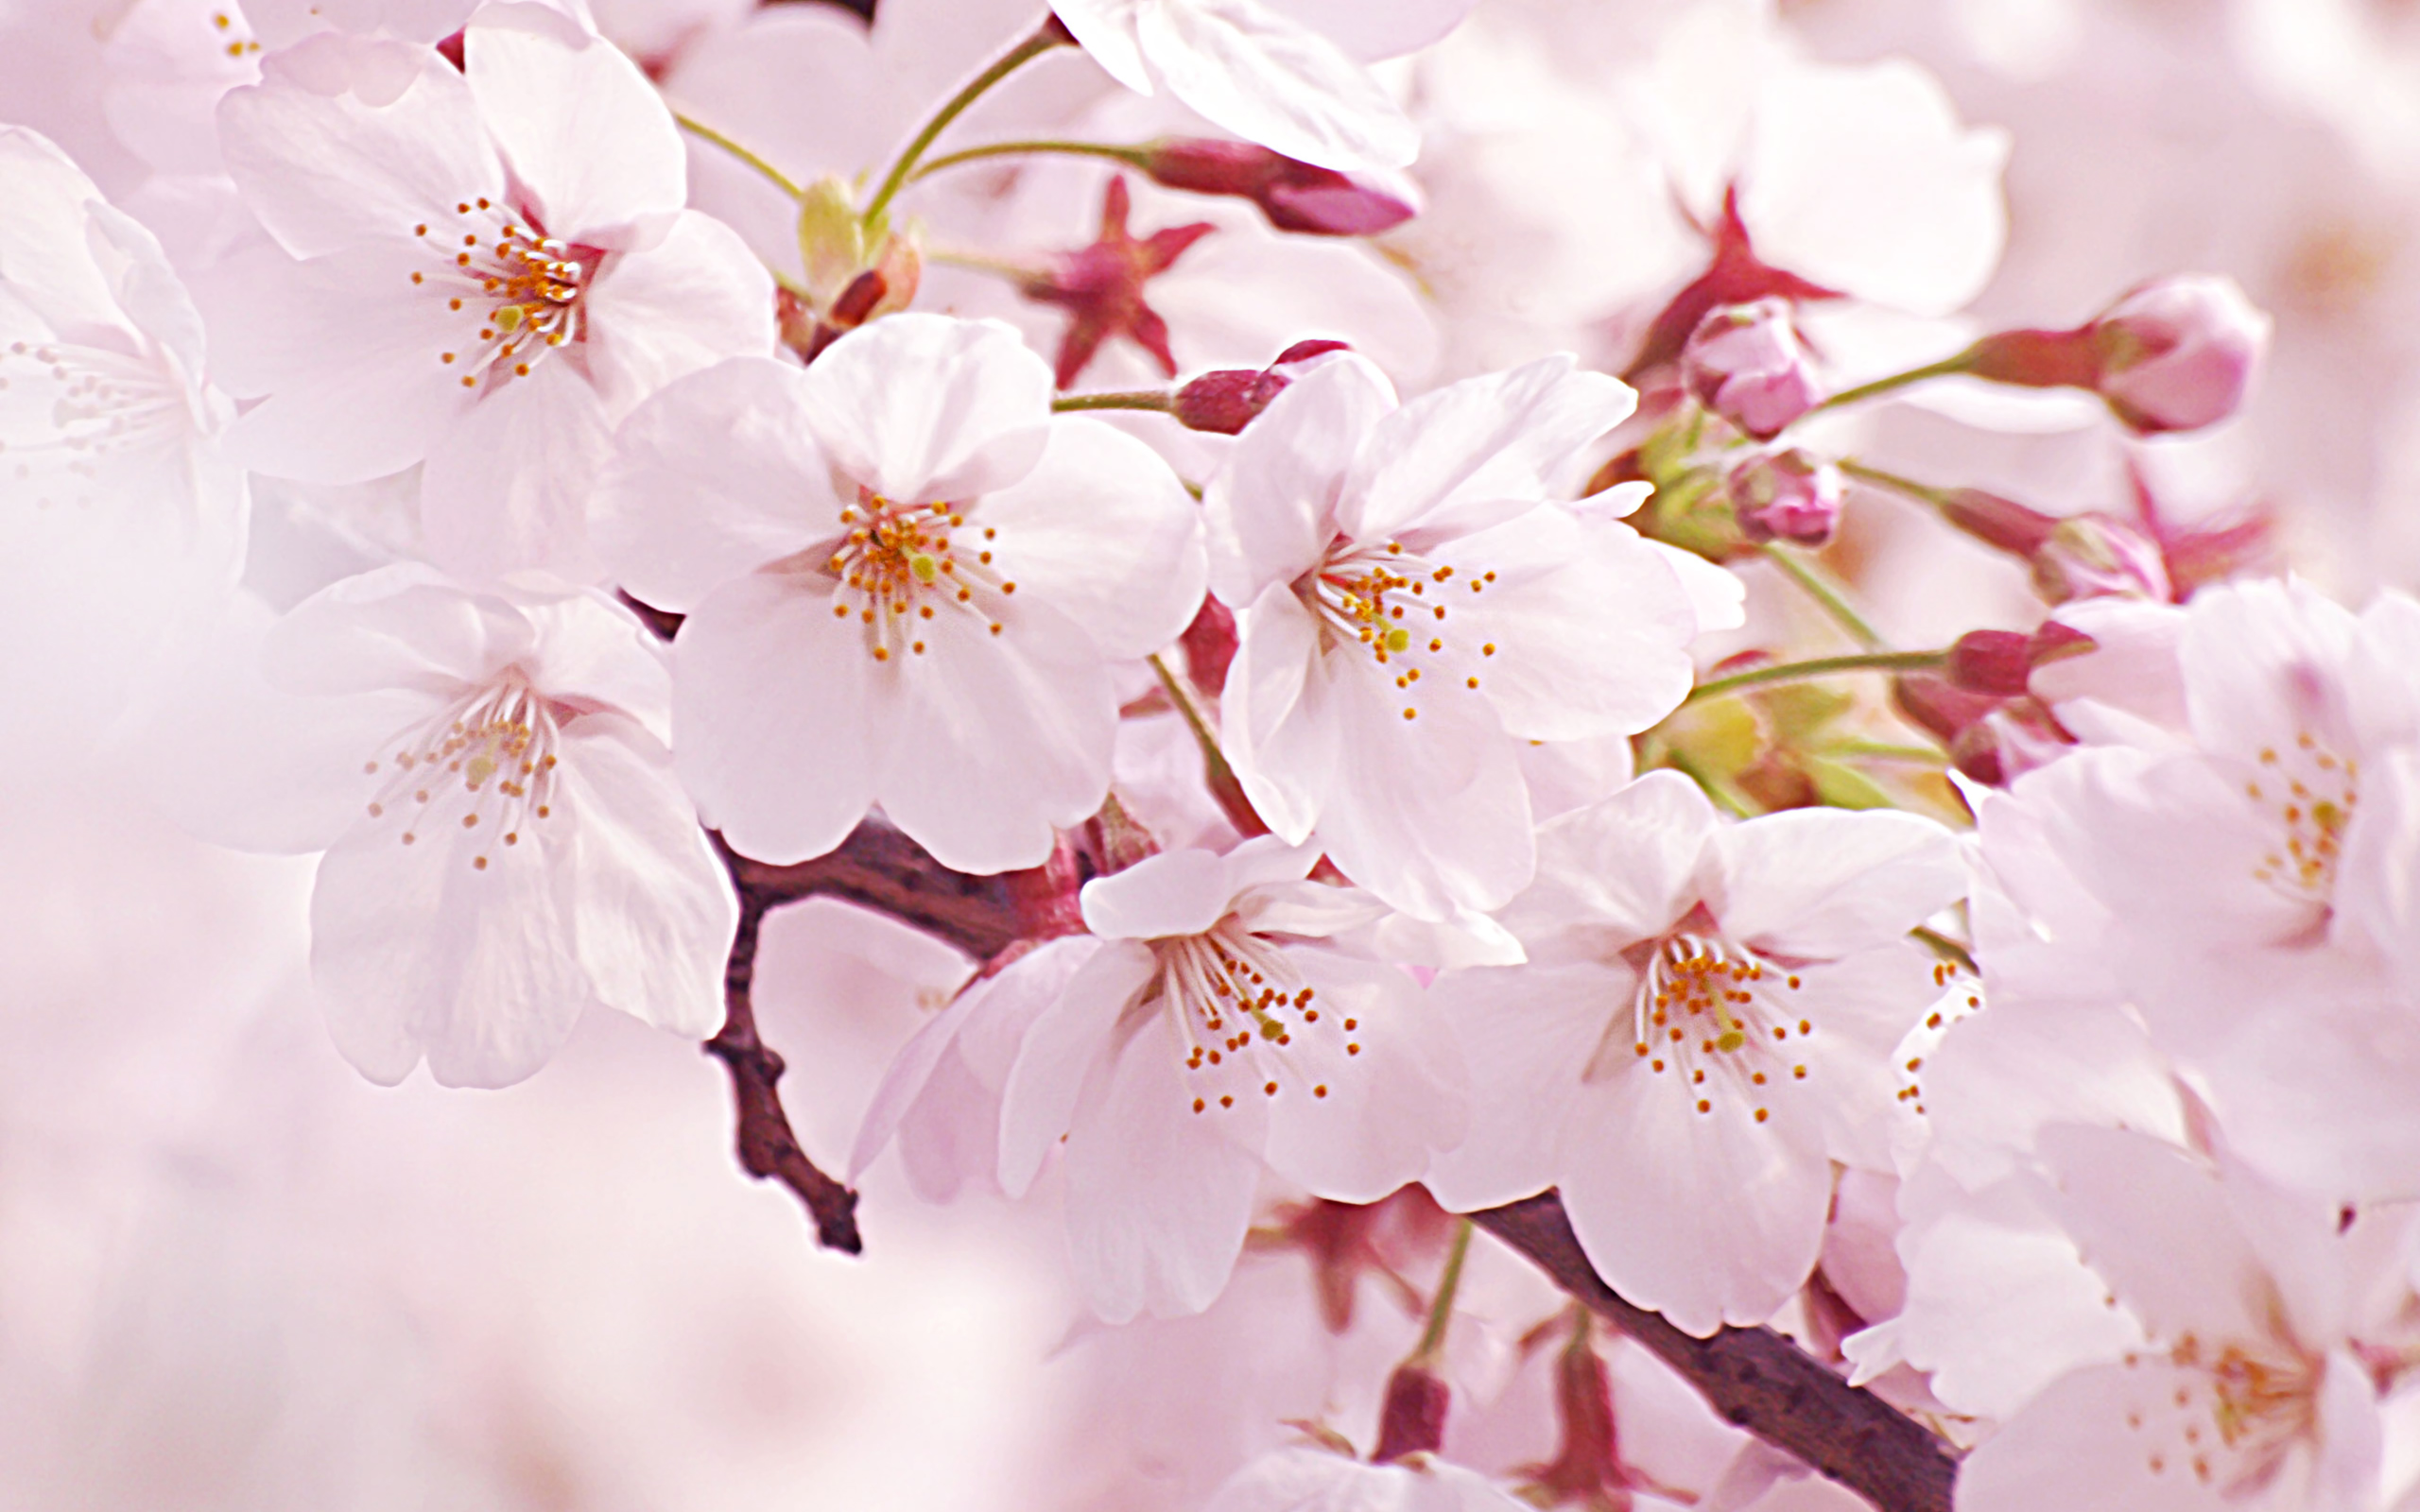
8, 0, 2420, 1509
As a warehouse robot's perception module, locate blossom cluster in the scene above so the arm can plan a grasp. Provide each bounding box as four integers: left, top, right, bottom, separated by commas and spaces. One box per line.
8, 0, 2420, 1509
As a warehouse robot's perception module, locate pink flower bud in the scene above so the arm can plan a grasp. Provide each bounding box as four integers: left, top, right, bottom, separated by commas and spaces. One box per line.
1172, 340, 1353, 435
1370, 1363, 1451, 1464
1683, 299, 1821, 438
2031, 514, 2173, 604
1946, 630, 2035, 698
1725, 449, 1843, 546
1138, 139, 1419, 236
1934, 488, 2060, 557
2089, 276, 2270, 435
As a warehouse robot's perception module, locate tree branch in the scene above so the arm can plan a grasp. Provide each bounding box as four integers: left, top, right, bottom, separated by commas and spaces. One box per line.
1472, 1194, 1958, 1512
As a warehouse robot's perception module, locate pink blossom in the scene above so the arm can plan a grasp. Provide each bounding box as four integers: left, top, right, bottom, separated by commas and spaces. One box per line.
209, 7, 773, 580
1424, 771, 1964, 1336
1683, 299, 1820, 440
596, 314, 1205, 874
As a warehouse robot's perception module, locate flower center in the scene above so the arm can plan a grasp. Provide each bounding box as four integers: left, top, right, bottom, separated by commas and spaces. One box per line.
359, 675, 563, 871
0, 338, 195, 510
1151, 919, 1351, 1114
821, 488, 1017, 662
1616, 931, 1813, 1124
1296, 539, 1501, 723
408, 198, 597, 393
2239, 732, 2358, 909
2122, 1332, 2321, 1493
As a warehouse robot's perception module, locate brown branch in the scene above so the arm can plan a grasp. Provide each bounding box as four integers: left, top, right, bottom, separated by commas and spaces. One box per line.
1473, 1194, 1958, 1512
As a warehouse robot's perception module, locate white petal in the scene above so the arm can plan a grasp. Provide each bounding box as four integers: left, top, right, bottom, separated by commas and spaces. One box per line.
2179, 576, 2362, 766
1221, 583, 1332, 845
1714, 808, 1966, 959
464, 4, 685, 238
1080, 848, 1238, 941
308, 800, 591, 1087
1443, 509, 1695, 742
1204, 352, 1394, 604
1953, 1361, 2240, 1512
420, 357, 616, 581
977, 418, 1205, 660
2035, 1125, 2270, 1347
1559, 1057, 1832, 1337
580, 211, 778, 420
1137, 0, 1420, 172
798, 313, 1052, 503
1262, 0, 1476, 60
672, 572, 880, 865
997, 941, 1156, 1197
264, 562, 530, 695
870, 596, 1118, 874
1050, 0, 1155, 94
1063, 1007, 1268, 1320
219, 34, 503, 260
1342, 356, 1635, 546
558, 712, 734, 1038
1421, 962, 1622, 1212
595, 355, 838, 613
1260, 949, 1467, 1201
1503, 769, 1715, 948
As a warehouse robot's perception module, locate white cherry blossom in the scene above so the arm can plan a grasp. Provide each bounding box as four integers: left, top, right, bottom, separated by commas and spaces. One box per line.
596, 313, 1205, 874
1203, 1443, 1530, 1512
208, 4, 773, 580
1957, 1126, 2414, 1512
154, 563, 734, 1088
1204, 352, 1698, 931
1422, 770, 1965, 1337
0, 125, 245, 739
960, 837, 1469, 1321
1051, 0, 1475, 174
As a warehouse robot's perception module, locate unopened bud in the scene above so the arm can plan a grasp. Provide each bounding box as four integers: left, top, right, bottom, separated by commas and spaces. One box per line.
1945, 630, 2035, 698
1138, 139, 1418, 236
786, 176, 922, 361
1370, 1363, 1450, 1464
1935, 488, 2060, 558
1172, 340, 1352, 434
1963, 275, 2269, 436
2089, 276, 2269, 435
1683, 299, 1820, 439
1725, 450, 1843, 546
2031, 514, 2172, 604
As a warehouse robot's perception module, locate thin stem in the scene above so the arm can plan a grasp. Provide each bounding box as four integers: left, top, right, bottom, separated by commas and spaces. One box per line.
1148, 653, 1266, 837
863, 23, 1070, 225
1685, 650, 1947, 706
1813, 351, 1978, 414
1413, 1219, 1476, 1364
910, 138, 1152, 183
1756, 543, 1884, 650
674, 112, 804, 201
1659, 750, 1755, 819
1838, 458, 1955, 507
1053, 390, 1174, 415
927, 246, 1047, 284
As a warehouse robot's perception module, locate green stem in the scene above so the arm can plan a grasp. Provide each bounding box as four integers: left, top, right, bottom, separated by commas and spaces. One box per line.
1413, 1219, 1475, 1365
1837, 458, 1955, 508
673, 112, 804, 201
1052, 390, 1175, 415
1148, 653, 1264, 837
1756, 543, 1884, 650
1685, 650, 1947, 706
1659, 749, 1755, 819
1813, 351, 1979, 414
910, 138, 1152, 183
927, 246, 1047, 284
862, 23, 1070, 225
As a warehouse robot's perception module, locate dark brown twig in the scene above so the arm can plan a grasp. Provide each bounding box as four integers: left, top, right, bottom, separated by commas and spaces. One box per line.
1473, 1194, 1958, 1512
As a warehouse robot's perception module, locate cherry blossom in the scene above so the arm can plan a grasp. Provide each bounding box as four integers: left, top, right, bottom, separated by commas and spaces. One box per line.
1051, 0, 1477, 174
1956, 1126, 2414, 1512
977, 838, 1468, 1321
1203, 1443, 1530, 1512
0, 125, 245, 738
154, 563, 733, 1088
1422, 770, 1965, 1336
208, 5, 773, 580
596, 313, 1205, 874
1204, 352, 1698, 931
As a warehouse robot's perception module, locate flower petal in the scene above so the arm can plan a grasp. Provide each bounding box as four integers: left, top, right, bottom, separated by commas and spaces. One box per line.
464, 3, 685, 239
1222, 584, 1330, 844
1422, 962, 1622, 1212
1136, 0, 1420, 172
580, 211, 778, 419
419, 356, 616, 581
1502, 769, 1715, 950
1714, 807, 1965, 959
673, 571, 881, 865
1204, 352, 1394, 604
1259, 949, 1467, 1201
997, 941, 1157, 1197
797, 313, 1052, 503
